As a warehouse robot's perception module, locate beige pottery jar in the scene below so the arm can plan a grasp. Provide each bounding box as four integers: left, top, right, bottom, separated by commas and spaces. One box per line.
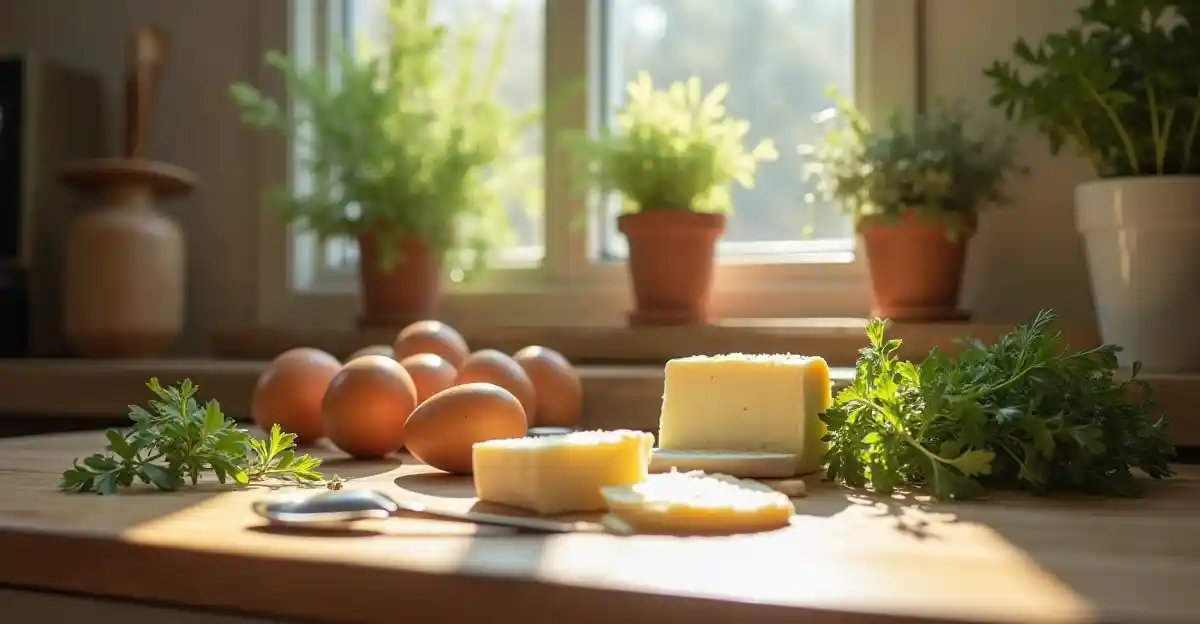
64, 185, 184, 357
60, 158, 194, 358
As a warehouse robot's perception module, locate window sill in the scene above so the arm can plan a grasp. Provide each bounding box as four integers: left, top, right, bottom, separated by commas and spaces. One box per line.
268, 265, 874, 327
0, 358, 1196, 448
211, 318, 1101, 366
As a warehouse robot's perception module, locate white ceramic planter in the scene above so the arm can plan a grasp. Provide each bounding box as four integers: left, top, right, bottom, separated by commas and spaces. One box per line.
1076, 176, 1200, 373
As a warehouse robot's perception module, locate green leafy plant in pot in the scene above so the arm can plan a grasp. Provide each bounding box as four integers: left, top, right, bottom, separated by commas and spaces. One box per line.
799, 93, 1022, 321
569, 73, 778, 325
230, 0, 537, 327
985, 0, 1200, 372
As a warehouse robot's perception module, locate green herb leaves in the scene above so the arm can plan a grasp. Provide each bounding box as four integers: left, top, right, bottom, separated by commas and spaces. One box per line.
822, 310, 1175, 500
60, 378, 335, 495
985, 0, 1200, 177
567, 72, 778, 215
799, 91, 1024, 233
230, 0, 538, 277
243, 426, 325, 484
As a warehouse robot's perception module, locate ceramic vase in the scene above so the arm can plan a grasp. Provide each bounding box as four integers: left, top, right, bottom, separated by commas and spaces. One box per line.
1076, 176, 1200, 373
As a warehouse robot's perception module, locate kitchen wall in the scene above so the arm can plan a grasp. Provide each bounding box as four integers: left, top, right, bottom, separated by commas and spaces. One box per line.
0, 0, 265, 354
0, 0, 1097, 354
930, 0, 1097, 327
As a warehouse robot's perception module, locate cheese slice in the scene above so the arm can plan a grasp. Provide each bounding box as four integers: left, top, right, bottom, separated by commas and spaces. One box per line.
600, 470, 795, 534
649, 449, 797, 478
657, 353, 832, 475
757, 477, 808, 498
472, 429, 654, 515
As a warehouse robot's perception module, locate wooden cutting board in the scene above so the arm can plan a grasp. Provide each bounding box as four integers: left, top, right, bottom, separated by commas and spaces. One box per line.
0, 430, 1197, 624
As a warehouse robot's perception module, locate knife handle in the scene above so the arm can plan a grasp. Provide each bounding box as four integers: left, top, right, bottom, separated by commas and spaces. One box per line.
451, 509, 606, 533
400, 500, 605, 534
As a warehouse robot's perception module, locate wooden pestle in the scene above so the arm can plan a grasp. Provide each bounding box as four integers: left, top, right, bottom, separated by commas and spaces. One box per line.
122, 26, 169, 159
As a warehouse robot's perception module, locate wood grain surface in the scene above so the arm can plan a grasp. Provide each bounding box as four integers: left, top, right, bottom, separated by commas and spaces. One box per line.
0, 431, 1196, 624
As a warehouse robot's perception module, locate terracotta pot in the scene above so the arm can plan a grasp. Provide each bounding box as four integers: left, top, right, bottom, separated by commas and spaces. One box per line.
357, 232, 442, 327
618, 210, 726, 326
858, 211, 975, 322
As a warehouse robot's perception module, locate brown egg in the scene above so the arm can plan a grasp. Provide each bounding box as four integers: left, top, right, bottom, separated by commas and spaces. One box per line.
251, 347, 341, 444
399, 353, 458, 404
404, 382, 527, 474
393, 320, 470, 368
454, 349, 537, 421
513, 345, 582, 428
322, 355, 418, 459
348, 344, 395, 361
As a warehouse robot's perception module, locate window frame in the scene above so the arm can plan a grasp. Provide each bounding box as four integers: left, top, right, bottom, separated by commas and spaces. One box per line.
252, 0, 921, 328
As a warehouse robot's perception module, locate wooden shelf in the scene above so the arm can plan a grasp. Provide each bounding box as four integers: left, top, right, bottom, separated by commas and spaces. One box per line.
210, 319, 1100, 366
0, 359, 1196, 447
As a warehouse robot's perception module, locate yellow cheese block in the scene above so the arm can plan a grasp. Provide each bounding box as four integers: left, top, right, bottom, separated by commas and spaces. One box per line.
657, 353, 832, 475
472, 429, 654, 515
600, 469, 795, 535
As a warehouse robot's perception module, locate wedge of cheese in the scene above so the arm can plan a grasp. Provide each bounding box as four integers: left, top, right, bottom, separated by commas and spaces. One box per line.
657, 353, 832, 475
472, 429, 654, 515
600, 469, 795, 534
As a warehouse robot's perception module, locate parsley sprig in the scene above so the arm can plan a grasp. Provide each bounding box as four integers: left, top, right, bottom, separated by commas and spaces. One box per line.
60, 378, 340, 495
822, 310, 1175, 500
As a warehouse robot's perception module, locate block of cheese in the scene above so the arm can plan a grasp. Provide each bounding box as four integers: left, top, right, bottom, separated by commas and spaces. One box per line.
657, 353, 832, 475
472, 429, 654, 515
600, 469, 795, 534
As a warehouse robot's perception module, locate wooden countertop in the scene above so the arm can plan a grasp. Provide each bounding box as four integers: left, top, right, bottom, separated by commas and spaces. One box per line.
1, 431, 1197, 623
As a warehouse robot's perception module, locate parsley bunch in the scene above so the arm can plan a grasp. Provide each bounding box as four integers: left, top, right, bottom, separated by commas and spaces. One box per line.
822, 310, 1175, 500
61, 378, 338, 495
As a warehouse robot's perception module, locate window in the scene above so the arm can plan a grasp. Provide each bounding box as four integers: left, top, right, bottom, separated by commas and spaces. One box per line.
599, 0, 856, 262
292, 0, 546, 289
260, 0, 918, 327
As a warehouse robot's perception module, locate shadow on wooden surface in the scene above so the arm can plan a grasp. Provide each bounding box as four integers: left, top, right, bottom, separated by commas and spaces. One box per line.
0, 413, 128, 438
394, 472, 477, 498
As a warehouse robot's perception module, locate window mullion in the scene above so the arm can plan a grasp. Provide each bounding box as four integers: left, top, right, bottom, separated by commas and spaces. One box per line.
855, 0, 920, 124
288, 0, 320, 291
543, 0, 591, 284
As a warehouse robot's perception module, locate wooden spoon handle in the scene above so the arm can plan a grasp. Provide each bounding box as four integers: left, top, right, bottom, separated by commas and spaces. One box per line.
123, 26, 169, 159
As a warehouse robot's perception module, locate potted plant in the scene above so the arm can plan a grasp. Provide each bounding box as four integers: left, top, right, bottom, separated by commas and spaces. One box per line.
799, 93, 1022, 321
986, 0, 1200, 372
570, 73, 778, 325
230, 0, 536, 327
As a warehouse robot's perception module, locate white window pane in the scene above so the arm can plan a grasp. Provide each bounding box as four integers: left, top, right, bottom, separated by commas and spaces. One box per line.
324, 237, 359, 269
602, 0, 855, 259
326, 0, 545, 274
